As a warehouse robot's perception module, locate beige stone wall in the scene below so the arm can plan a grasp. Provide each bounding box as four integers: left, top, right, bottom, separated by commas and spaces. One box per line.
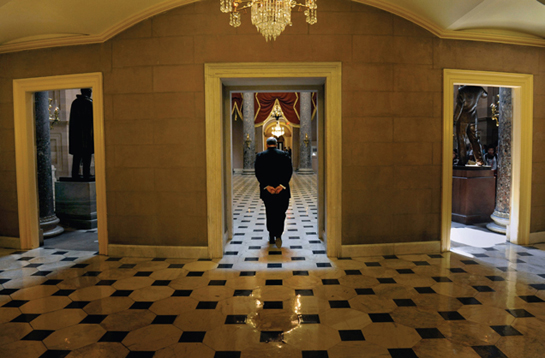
0, 0, 544, 246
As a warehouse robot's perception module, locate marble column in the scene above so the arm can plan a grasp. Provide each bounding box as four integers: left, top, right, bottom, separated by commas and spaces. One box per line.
487, 88, 512, 236
298, 92, 313, 174
35, 91, 64, 238
242, 92, 256, 175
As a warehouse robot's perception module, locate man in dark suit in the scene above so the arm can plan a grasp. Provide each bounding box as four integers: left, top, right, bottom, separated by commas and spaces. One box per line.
69, 88, 94, 180
255, 137, 293, 248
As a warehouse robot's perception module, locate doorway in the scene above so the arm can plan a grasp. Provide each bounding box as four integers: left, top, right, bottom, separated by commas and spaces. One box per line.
204, 63, 342, 258
441, 69, 533, 252
13, 73, 108, 254
226, 90, 321, 256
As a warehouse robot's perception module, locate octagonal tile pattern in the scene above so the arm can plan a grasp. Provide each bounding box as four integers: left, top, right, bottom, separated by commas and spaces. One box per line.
0, 174, 544, 357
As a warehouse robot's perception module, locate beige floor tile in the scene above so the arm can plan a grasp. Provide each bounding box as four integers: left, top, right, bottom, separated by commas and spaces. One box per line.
0, 340, 46, 358
327, 341, 391, 358
349, 295, 397, 313
320, 308, 371, 330
169, 276, 209, 290
182, 261, 218, 271
133, 261, 170, 271
475, 291, 528, 309
0, 307, 22, 323
458, 305, 515, 326
20, 296, 71, 314
150, 297, 199, 315
97, 269, 137, 280
203, 325, 261, 351
99, 309, 156, 331
56, 276, 100, 290
83, 296, 134, 315
130, 286, 174, 301
247, 309, 299, 332
225, 276, 266, 290
30, 309, 87, 330
241, 341, 301, 358
359, 267, 400, 278
66, 342, 129, 358
149, 268, 185, 280
252, 286, 295, 301
390, 307, 444, 328
511, 317, 545, 339
10, 285, 60, 301
438, 320, 501, 346
173, 309, 226, 331
111, 277, 154, 290
69, 286, 115, 301
311, 285, 358, 300
373, 284, 418, 299
284, 324, 340, 350
412, 294, 463, 311
155, 343, 216, 358
190, 286, 234, 301
2, 276, 47, 288
496, 335, 545, 358
362, 322, 421, 348
431, 282, 478, 298
283, 275, 322, 289
123, 325, 182, 351
0, 322, 32, 346
393, 275, 437, 288
43, 324, 106, 350
336, 275, 379, 288
287, 296, 330, 314
413, 338, 481, 358
218, 296, 261, 315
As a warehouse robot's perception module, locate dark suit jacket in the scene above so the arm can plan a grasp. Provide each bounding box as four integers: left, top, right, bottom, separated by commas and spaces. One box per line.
69, 95, 94, 155
255, 147, 293, 200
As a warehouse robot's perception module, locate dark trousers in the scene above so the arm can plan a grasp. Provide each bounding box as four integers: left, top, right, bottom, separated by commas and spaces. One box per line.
263, 195, 289, 237
72, 153, 92, 178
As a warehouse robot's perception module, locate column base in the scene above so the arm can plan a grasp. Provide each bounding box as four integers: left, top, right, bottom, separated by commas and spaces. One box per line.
242, 169, 255, 175
40, 215, 64, 238
486, 212, 509, 235
297, 168, 315, 175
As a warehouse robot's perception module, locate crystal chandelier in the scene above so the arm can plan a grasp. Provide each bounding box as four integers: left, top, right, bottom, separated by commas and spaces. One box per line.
220, 0, 317, 41
270, 101, 285, 137
271, 121, 285, 137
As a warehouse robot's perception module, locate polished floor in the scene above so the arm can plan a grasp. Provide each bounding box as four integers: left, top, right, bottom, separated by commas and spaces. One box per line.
1, 174, 545, 357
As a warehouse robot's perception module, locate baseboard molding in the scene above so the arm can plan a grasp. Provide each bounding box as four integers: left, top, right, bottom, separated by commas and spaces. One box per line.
529, 231, 545, 244
0, 236, 21, 249
341, 241, 441, 257
108, 244, 209, 259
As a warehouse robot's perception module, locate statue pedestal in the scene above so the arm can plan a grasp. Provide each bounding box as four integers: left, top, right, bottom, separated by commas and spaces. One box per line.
55, 179, 97, 229
452, 167, 496, 224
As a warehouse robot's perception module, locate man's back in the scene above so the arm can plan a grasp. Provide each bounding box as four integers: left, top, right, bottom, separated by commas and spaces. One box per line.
255, 147, 293, 199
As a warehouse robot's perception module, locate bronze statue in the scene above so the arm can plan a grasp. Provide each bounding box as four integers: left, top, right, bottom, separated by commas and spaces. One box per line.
69, 88, 94, 180
453, 85, 487, 166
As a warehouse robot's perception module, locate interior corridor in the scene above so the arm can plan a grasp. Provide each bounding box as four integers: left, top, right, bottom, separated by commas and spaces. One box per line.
0, 174, 544, 357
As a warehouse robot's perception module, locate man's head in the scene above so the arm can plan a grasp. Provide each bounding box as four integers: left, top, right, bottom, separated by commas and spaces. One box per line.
266, 137, 277, 147
488, 147, 495, 156
81, 88, 92, 97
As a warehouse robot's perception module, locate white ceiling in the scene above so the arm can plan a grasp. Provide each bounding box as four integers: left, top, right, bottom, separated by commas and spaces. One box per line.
1, 0, 545, 53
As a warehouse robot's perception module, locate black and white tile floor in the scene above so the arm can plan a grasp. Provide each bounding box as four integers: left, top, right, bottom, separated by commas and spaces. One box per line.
1, 173, 545, 357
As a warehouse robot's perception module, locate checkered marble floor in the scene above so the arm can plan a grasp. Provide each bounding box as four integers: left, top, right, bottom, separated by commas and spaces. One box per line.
1, 174, 545, 358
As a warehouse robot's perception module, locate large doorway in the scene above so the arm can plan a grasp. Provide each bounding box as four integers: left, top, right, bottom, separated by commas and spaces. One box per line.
13, 73, 108, 254
227, 90, 321, 257
441, 69, 533, 252
204, 63, 342, 258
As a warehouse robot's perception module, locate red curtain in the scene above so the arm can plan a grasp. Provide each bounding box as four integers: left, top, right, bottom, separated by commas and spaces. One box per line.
232, 92, 317, 125
231, 93, 243, 120
254, 93, 300, 125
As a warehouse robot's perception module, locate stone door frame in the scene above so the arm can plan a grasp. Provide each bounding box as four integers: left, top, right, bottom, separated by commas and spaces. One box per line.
205, 63, 342, 258
441, 69, 533, 250
13, 73, 108, 254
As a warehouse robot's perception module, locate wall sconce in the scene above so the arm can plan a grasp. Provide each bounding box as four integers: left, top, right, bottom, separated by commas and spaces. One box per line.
304, 133, 310, 147
245, 133, 251, 148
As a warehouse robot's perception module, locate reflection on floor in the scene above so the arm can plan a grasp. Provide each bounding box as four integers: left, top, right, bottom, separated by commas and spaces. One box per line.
451, 221, 506, 248
44, 228, 98, 252
0, 174, 544, 357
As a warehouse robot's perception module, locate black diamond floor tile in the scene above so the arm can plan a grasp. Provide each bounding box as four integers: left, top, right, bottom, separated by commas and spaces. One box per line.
301, 351, 328, 358
505, 309, 534, 318
99, 331, 129, 342
338, 330, 365, 341
439, 311, 465, 320
39, 350, 71, 358
295, 289, 314, 296
152, 280, 171, 286
225, 315, 247, 324
196, 301, 218, 309
299, 314, 320, 324
130, 302, 153, 309
355, 288, 375, 295
266, 279, 282, 285
22, 330, 54, 340
329, 300, 350, 309
80, 315, 107, 324
233, 290, 252, 297
472, 345, 508, 358
473, 285, 495, 292
519, 295, 544, 303
394, 299, 416, 307
293, 270, 309, 276
389, 348, 418, 358
415, 287, 436, 294
260, 331, 283, 343
11, 313, 40, 322
457, 297, 482, 305
179, 331, 206, 342
65, 301, 90, 309
490, 325, 523, 336
263, 301, 283, 309
369, 313, 394, 323
416, 328, 445, 339
134, 271, 152, 277
2, 300, 28, 307
322, 279, 339, 285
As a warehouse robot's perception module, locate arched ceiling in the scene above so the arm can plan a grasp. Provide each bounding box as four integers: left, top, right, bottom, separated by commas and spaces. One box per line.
2, 0, 545, 54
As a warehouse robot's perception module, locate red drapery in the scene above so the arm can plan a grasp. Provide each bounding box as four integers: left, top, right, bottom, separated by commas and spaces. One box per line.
254, 93, 300, 126
231, 92, 317, 125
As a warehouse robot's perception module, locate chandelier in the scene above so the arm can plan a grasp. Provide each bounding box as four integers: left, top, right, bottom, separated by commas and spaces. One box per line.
270, 102, 285, 137
220, 0, 317, 41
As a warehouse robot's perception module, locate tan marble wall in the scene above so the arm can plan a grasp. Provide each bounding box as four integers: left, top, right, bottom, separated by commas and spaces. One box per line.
0, 0, 544, 246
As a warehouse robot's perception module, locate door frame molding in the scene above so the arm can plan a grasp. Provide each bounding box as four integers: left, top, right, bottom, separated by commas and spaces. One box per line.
13, 72, 108, 253
204, 62, 342, 258
441, 69, 533, 251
